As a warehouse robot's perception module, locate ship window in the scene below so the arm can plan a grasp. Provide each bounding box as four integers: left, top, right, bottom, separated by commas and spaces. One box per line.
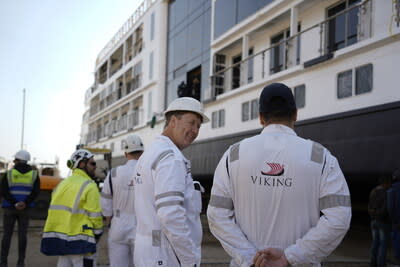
149, 52, 154, 80
294, 84, 305, 108
242, 102, 249, 121
270, 26, 301, 75
150, 12, 155, 41
251, 99, 258, 119
355, 64, 372, 95
327, 0, 360, 53
214, 54, 226, 96
337, 63, 373, 98
212, 109, 225, 128
337, 69, 353, 99
270, 32, 285, 74
232, 54, 241, 89
147, 91, 152, 120
248, 48, 254, 83
219, 109, 225, 127
242, 99, 258, 121
133, 61, 142, 90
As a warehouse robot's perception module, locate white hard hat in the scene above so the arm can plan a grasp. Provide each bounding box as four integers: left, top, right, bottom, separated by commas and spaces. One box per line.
124, 134, 144, 153
67, 149, 94, 169
14, 150, 31, 162
164, 97, 209, 123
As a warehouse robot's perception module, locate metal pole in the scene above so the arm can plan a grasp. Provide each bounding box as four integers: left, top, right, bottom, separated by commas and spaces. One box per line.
21, 88, 26, 149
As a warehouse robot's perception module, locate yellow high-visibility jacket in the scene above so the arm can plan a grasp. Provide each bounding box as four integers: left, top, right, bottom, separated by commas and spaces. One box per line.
41, 168, 103, 256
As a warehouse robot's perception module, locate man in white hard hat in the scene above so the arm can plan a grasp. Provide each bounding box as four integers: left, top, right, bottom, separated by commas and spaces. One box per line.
0, 150, 40, 267
207, 83, 351, 267
41, 149, 103, 267
101, 134, 144, 267
134, 97, 208, 267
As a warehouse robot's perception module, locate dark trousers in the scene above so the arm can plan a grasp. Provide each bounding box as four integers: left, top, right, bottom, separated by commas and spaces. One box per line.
370, 219, 391, 267
0, 208, 31, 264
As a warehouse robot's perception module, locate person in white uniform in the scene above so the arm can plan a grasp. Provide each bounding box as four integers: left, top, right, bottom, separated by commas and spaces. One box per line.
207, 83, 352, 267
101, 134, 144, 267
134, 97, 208, 267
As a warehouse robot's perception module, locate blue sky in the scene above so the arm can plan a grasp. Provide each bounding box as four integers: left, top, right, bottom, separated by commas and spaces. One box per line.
0, 0, 141, 176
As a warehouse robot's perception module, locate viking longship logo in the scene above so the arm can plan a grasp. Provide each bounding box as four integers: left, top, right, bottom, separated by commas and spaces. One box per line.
261, 163, 284, 176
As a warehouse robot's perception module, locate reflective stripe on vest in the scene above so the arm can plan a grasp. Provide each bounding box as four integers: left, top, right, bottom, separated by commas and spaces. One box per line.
6, 169, 36, 203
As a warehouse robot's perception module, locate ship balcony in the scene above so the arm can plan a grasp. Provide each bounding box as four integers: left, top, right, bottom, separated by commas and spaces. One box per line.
85, 109, 143, 145
208, 0, 374, 100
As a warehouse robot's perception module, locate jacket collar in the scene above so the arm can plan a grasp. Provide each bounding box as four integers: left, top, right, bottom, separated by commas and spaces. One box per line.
157, 135, 186, 160
126, 159, 138, 166
261, 124, 297, 136
72, 168, 92, 180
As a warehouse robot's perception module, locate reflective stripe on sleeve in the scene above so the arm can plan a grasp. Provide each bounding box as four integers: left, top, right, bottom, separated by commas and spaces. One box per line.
156, 200, 183, 211
155, 191, 184, 200
209, 194, 234, 210
319, 194, 351, 210
229, 143, 240, 162
101, 192, 112, 199
151, 149, 174, 170
152, 230, 161, 247
49, 205, 102, 218
311, 142, 324, 164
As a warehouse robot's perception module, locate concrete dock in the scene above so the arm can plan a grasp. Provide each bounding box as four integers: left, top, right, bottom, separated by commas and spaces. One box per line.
0, 216, 399, 267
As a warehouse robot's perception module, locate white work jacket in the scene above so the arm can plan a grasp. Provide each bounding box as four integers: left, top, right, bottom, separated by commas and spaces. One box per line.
134, 135, 202, 267
207, 124, 352, 267
101, 159, 137, 245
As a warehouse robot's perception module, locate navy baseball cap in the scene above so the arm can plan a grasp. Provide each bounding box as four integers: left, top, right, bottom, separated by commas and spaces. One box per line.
259, 83, 296, 113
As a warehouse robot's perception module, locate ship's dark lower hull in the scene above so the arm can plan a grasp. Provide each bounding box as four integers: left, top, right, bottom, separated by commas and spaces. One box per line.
101, 101, 400, 219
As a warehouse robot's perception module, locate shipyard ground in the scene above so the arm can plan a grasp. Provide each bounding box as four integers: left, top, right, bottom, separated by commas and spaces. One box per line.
0, 213, 399, 267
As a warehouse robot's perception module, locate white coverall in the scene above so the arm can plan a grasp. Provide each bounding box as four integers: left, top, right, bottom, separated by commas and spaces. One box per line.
134, 135, 203, 267
101, 159, 138, 267
207, 124, 352, 267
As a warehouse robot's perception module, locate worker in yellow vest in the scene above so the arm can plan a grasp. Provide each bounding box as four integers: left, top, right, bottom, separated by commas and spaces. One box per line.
0, 150, 40, 267
41, 149, 103, 267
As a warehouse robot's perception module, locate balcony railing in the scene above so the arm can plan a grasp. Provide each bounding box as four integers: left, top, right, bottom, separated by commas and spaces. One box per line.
210, 0, 372, 98
96, 0, 156, 66
86, 109, 143, 144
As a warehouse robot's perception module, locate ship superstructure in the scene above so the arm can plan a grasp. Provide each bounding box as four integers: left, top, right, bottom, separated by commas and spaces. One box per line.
80, 0, 168, 170
81, 0, 400, 191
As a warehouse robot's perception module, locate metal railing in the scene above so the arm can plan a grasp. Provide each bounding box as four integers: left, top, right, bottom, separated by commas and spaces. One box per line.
96, 0, 156, 66
210, 0, 371, 98
86, 109, 143, 144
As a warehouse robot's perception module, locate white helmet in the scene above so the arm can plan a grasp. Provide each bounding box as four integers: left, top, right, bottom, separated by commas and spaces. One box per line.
14, 150, 31, 162
164, 97, 209, 123
123, 134, 144, 153
67, 149, 94, 169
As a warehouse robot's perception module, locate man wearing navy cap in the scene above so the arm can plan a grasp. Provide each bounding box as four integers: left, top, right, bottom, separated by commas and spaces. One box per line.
207, 83, 352, 267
